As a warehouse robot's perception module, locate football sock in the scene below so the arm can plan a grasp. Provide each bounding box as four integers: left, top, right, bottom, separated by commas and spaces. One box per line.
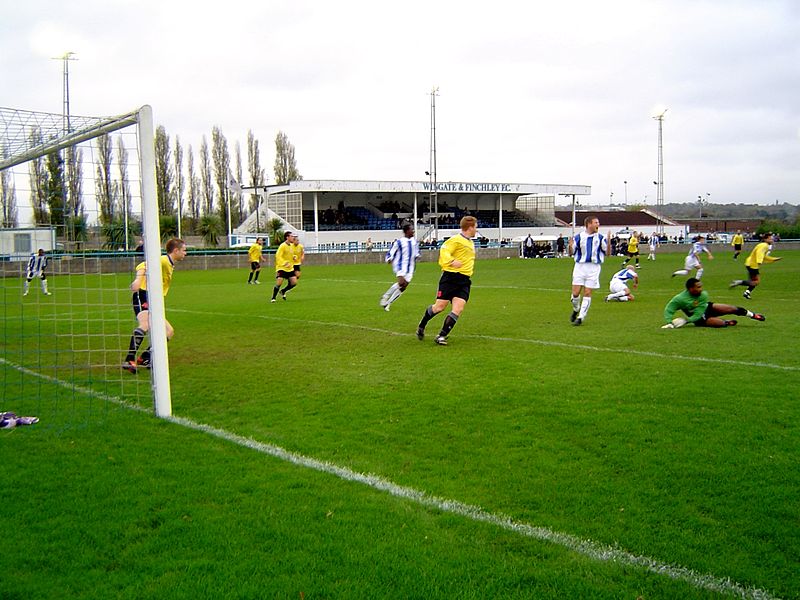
126, 328, 145, 362
23, 280, 30, 293
248, 272, 254, 283
672, 269, 689, 276
747, 284, 755, 292
438, 312, 459, 337
387, 285, 403, 306
578, 297, 592, 319
281, 283, 296, 295
696, 268, 704, 279
272, 285, 280, 300
382, 283, 398, 303
254, 271, 260, 281
418, 305, 436, 330
618, 295, 629, 302
570, 295, 580, 312
734, 307, 755, 318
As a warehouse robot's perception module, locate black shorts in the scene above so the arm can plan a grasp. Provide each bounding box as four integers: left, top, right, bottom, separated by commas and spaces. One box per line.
694, 302, 724, 326
436, 271, 471, 302
734, 244, 742, 251
250, 261, 261, 271
132, 290, 149, 316
293, 265, 301, 273
276, 270, 295, 279
628, 251, 639, 257
746, 266, 759, 278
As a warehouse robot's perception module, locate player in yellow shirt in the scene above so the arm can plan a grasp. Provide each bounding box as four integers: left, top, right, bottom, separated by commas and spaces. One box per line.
271, 232, 298, 302
731, 230, 745, 259
416, 216, 477, 346
291, 233, 305, 280
729, 232, 782, 299
123, 238, 187, 373
621, 231, 640, 269
247, 237, 265, 284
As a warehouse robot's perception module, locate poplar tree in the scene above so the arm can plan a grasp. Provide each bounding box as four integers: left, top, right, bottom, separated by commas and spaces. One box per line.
274, 131, 302, 185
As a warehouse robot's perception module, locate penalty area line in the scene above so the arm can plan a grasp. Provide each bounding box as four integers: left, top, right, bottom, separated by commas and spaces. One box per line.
0, 355, 780, 600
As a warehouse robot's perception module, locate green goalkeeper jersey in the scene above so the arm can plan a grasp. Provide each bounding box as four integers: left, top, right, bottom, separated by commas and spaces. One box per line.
663, 289, 709, 324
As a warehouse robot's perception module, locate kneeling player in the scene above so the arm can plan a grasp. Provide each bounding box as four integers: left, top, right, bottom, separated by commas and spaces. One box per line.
662, 277, 765, 329
606, 265, 638, 302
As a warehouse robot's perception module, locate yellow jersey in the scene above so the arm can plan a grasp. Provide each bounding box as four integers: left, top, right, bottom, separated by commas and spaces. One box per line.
744, 242, 778, 269
292, 242, 305, 265
275, 242, 295, 272
732, 234, 744, 246
135, 256, 175, 296
627, 236, 639, 253
439, 234, 475, 277
248, 243, 263, 262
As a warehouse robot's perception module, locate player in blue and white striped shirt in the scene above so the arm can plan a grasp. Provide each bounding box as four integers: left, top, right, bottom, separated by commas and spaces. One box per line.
23, 249, 51, 297
605, 265, 639, 302
672, 235, 713, 279
568, 216, 608, 325
380, 224, 420, 311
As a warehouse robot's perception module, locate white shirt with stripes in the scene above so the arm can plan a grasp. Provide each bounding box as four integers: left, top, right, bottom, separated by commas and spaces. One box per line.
386, 237, 420, 279
26, 254, 48, 278
572, 231, 608, 264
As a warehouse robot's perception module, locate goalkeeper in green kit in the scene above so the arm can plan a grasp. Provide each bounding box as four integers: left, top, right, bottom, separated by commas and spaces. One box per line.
663, 278, 766, 329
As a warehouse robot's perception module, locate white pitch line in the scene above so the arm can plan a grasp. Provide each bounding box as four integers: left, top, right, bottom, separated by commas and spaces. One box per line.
171, 308, 800, 372
0, 355, 782, 600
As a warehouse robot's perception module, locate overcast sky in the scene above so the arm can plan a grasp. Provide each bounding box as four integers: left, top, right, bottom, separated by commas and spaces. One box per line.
3, 0, 799, 208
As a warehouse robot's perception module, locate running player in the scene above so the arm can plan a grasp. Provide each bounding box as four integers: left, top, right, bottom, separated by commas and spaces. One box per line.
291, 233, 305, 280
672, 235, 713, 279
271, 232, 297, 302
380, 223, 420, 311
621, 231, 640, 268
416, 216, 477, 345
729, 232, 782, 299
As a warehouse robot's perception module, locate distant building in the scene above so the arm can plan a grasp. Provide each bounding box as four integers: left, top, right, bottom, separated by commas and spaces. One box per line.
554, 209, 686, 238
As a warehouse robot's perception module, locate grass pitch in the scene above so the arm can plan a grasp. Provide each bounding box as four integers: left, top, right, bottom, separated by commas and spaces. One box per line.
1, 250, 798, 599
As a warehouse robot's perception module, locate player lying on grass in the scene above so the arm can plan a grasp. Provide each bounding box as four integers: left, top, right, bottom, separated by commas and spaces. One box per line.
662, 277, 765, 329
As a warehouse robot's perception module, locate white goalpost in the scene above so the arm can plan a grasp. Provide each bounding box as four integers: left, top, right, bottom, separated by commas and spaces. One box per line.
0, 104, 172, 419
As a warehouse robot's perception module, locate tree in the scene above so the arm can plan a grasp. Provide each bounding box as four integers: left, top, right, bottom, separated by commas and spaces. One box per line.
211, 126, 230, 230
186, 144, 199, 233
65, 146, 83, 219
173, 135, 185, 230
233, 141, 243, 228
95, 134, 114, 224
199, 136, 214, 217
198, 214, 224, 247
117, 137, 133, 230
266, 217, 284, 246
28, 128, 49, 224
46, 151, 66, 228
274, 131, 302, 185
247, 130, 265, 223
0, 143, 18, 227
155, 125, 173, 215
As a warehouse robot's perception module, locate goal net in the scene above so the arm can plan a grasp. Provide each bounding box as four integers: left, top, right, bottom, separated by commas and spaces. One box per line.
0, 105, 172, 427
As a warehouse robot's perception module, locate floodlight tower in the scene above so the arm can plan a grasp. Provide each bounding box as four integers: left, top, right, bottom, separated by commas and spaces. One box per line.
653, 108, 668, 234
429, 86, 440, 241
53, 52, 78, 133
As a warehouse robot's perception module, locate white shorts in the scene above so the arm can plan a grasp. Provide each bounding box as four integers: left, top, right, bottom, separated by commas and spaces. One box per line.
572, 262, 602, 289
609, 279, 629, 294
394, 271, 414, 282
684, 255, 701, 270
